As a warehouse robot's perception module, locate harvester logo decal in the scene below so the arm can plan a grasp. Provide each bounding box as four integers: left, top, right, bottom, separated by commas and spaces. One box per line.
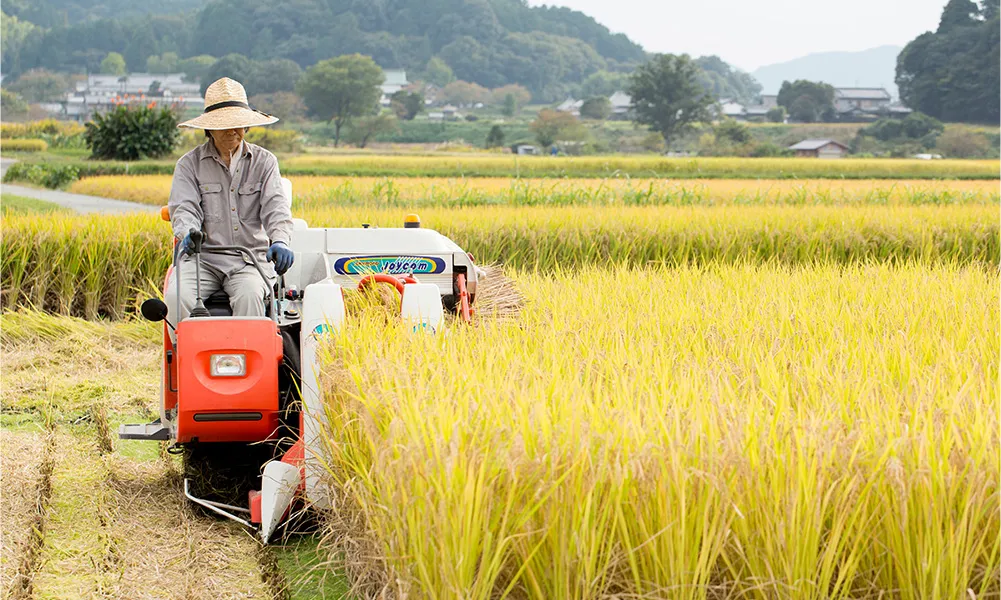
334, 255, 446, 275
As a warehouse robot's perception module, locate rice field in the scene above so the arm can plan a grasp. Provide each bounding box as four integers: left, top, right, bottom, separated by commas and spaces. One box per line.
69, 174, 1000, 207
3, 160, 999, 599
278, 155, 1001, 179
2, 205, 996, 318
318, 263, 999, 600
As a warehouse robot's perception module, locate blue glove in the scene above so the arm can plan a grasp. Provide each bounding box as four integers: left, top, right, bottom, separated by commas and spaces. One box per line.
178, 233, 195, 257
267, 241, 294, 275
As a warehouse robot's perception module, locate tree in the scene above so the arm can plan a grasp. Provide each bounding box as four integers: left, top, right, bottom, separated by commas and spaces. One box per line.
896, 0, 999, 123
789, 95, 820, 123
901, 112, 944, 138
938, 0, 980, 32
714, 119, 751, 144
485, 125, 505, 148
390, 90, 424, 120
6, 69, 67, 103
296, 54, 383, 147
502, 94, 517, 116
934, 127, 991, 157
201, 53, 255, 95
424, 57, 455, 87
766, 106, 786, 123
344, 113, 399, 148
249, 92, 307, 121
627, 54, 714, 149
694, 55, 762, 105
178, 55, 216, 84
581, 70, 629, 98
249, 59, 303, 94
579, 96, 611, 120
101, 52, 127, 75
1, 12, 38, 75
1, 89, 29, 120
530, 109, 584, 147
777, 80, 835, 122
146, 52, 179, 74
863, 112, 944, 141
491, 84, 531, 108
441, 80, 490, 106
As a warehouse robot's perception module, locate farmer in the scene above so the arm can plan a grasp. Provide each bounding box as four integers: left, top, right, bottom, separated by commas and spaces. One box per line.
165, 77, 294, 326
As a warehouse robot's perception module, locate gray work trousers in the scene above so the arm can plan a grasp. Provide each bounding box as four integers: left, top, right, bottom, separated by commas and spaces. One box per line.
165, 258, 270, 339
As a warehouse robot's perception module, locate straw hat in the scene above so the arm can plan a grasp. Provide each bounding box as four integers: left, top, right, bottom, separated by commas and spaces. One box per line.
178, 77, 279, 130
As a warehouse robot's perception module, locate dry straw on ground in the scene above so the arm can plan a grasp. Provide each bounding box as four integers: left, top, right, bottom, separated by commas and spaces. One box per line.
0, 310, 160, 419
0, 430, 51, 599
104, 455, 270, 599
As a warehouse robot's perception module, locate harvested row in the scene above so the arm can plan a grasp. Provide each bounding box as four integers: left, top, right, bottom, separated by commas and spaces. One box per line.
3, 205, 996, 318
0, 429, 54, 599
6, 156, 1001, 184
0, 311, 274, 599
69, 175, 1000, 207
17, 431, 271, 599
317, 263, 1000, 600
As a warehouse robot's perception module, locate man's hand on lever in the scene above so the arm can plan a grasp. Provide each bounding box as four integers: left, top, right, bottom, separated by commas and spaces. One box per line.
266, 242, 294, 275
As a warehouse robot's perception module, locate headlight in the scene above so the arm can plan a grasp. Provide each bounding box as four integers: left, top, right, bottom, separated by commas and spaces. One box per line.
210, 354, 246, 377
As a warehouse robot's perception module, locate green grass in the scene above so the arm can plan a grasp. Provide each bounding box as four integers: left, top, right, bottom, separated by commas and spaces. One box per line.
1, 194, 65, 214
273, 536, 353, 600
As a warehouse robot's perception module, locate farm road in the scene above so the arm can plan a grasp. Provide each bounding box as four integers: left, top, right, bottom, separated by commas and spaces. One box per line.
1, 158, 156, 214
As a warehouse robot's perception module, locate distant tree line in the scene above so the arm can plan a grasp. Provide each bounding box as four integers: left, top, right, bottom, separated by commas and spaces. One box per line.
896, 0, 999, 123
1, 0, 647, 102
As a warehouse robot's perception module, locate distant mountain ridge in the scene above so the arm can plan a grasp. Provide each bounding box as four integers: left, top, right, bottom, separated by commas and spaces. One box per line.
752, 46, 902, 97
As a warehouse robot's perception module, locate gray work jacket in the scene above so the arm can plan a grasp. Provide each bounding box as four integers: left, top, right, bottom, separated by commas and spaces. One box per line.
168, 140, 293, 277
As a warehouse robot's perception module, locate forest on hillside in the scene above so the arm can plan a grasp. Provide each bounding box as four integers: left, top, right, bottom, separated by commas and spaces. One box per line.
2, 0, 650, 101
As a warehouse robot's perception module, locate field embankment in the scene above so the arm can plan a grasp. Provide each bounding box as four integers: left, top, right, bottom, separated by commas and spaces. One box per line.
2, 205, 996, 318
69, 175, 1000, 207
318, 263, 1000, 600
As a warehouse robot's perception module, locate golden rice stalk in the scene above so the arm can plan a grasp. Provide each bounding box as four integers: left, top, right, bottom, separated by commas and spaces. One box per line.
68, 174, 1001, 207
315, 263, 999, 600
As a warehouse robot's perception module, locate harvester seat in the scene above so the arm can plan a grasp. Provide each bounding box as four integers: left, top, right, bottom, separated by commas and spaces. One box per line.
203, 291, 233, 317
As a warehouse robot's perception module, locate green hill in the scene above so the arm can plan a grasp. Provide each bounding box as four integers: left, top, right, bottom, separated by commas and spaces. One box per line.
2, 0, 647, 101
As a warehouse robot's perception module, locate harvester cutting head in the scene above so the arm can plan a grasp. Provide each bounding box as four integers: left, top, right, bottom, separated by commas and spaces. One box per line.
282, 212, 479, 328
121, 200, 481, 542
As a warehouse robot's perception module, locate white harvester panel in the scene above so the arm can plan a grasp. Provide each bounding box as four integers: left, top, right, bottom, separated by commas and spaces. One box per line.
300, 279, 346, 508
400, 283, 445, 333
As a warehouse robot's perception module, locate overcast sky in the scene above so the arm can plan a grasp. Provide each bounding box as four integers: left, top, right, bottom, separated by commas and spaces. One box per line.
526, 0, 947, 71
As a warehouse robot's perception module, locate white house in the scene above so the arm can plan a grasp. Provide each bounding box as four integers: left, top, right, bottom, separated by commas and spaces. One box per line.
379, 69, 409, 105
719, 99, 745, 118
555, 98, 583, 116
834, 87, 891, 113
76, 73, 201, 98
45, 73, 204, 120
608, 91, 631, 117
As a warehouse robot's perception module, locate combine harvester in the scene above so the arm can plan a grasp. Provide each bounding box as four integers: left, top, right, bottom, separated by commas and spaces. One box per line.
121, 182, 479, 542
